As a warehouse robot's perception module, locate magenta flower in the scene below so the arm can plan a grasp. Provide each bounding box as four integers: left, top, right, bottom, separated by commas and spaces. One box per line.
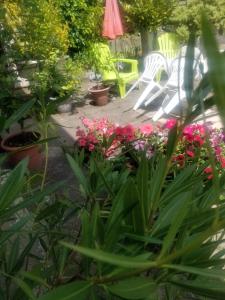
165, 119, 177, 129
139, 124, 153, 136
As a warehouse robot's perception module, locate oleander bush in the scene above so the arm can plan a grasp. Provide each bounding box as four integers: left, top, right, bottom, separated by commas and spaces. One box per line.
1, 12, 225, 300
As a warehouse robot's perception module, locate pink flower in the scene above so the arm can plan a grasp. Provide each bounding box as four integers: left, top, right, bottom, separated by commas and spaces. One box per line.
193, 135, 204, 146
88, 144, 95, 152
76, 128, 85, 138
220, 157, 225, 168
204, 167, 213, 174
115, 124, 135, 142
78, 138, 86, 147
215, 146, 222, 156
165, 119, 177, 129
186, 150, 195, 157
82, 117, 94, 130
204, 167, 213, 180
139, 124, 153, 136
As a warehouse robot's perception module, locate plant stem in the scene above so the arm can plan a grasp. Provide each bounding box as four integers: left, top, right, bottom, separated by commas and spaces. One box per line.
41, 122, 49, 191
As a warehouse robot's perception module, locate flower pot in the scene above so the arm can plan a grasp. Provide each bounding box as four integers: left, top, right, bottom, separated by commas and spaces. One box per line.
88, 85, 110, 106
1, 131, 44, 171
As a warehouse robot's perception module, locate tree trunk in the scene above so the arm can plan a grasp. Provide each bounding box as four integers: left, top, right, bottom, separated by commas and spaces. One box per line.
140, 30, 157, 57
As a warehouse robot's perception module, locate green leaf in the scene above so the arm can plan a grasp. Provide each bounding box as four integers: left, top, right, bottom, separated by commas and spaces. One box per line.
159, 192, 190, 258
20, 271, 49, 288
171, 278, 225, 299
0, 159, 27, 212
38, 281, 91, 300
66, 154, 91, 197
1, 181, 65, 219
13, 277, 36, 300
60, 242, 156, 269
7, 237, 20, 273
105, 179, 138, 248
107, 277, 157, 299
164, 264, 225, 280
201, 13, 225, 128
136, 156, 148, 223
3, 99, 35, 131
0, 216, 30, 246
166, 123, 178, 159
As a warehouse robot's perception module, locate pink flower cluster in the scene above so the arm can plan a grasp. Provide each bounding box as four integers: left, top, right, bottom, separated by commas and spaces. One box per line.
76, 117, 225, 177
76, 117, 154, 157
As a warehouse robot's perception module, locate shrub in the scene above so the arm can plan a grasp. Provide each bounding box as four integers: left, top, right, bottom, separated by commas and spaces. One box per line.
56, 0, 103, 54
3, 0, 69, 60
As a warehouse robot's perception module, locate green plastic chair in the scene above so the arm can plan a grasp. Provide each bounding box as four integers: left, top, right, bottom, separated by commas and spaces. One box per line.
156, 33, 180, 81
93, 43, 138, 98
157, 32, 180, 62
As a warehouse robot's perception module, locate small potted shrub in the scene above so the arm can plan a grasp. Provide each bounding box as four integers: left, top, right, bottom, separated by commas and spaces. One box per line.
88, 83, 110, 106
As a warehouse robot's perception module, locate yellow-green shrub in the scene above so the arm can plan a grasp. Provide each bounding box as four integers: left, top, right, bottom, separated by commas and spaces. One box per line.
4, 0, 69, 59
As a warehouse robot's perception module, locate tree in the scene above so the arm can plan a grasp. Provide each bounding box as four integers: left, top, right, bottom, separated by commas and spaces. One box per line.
170, 0, 225, 42
121, 0, 176, 55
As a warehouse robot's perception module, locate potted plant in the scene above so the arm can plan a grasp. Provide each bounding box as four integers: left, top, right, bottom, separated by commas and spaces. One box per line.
87, 46, 112, 106
88, 83, 110, 106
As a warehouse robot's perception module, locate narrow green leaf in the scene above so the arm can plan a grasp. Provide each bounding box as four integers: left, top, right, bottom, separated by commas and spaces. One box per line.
159, 192, 190, 258
0, 159, 27, 212
164, 264, 225, 280
66, 154, 90, 197
201, 13, 225, 128
136, 156, 148, 223
107, 277, 157, 299
38, 281, 91, 300
171, 279, 225, 299
20, 271, 49, 288
13, 277, 36, 300
60, 242, 156, 269
4, 99, 35, 131
0, 216, 30, 246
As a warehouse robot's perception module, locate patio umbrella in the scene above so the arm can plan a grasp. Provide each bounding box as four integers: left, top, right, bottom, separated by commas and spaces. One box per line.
102, 0, 124, 40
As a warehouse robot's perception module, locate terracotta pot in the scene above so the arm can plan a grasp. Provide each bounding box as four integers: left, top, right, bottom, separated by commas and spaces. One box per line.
89, 85, 110, 106
1, 131, 44, 171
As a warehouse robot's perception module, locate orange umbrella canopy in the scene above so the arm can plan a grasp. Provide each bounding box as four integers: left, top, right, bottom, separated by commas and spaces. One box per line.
102, 0, 124, 40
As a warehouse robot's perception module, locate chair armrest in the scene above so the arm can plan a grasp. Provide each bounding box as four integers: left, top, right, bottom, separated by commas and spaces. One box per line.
112, 58, 138, 73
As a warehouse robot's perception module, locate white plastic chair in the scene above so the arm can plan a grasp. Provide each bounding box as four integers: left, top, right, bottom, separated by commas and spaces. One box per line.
126, 52, 168, 110
152, 53, 202, 121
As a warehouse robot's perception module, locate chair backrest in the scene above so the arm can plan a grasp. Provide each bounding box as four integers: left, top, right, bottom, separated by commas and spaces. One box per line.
157, 33, 180, 60
142, 52, 168, 80
93, 43, 115, 75
167, 56, 201, 88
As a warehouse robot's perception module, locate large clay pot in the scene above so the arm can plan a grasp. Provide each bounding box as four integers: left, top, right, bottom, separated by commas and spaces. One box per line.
1, 131, 44, 171
88, 85, 110, 106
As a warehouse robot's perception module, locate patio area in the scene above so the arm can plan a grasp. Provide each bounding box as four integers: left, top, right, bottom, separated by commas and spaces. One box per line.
52, 76, 222, 146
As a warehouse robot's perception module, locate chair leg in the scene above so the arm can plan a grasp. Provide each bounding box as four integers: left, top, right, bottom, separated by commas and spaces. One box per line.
133, 81, 155, 110
123, 80, 139, 98
118, 82, 126, 98
145, 86, 166, 107
164, 90, 186, 114
153, 107, 164, 121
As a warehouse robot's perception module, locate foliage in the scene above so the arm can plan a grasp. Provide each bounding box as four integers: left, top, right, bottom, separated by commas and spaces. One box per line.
121, 0, 176, 32
56, 0, 103, 54
3, 0, 69, 60
170, 0, 225, 42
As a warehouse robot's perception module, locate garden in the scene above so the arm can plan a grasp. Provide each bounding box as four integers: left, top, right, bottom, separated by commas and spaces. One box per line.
1, 0, 225, 299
